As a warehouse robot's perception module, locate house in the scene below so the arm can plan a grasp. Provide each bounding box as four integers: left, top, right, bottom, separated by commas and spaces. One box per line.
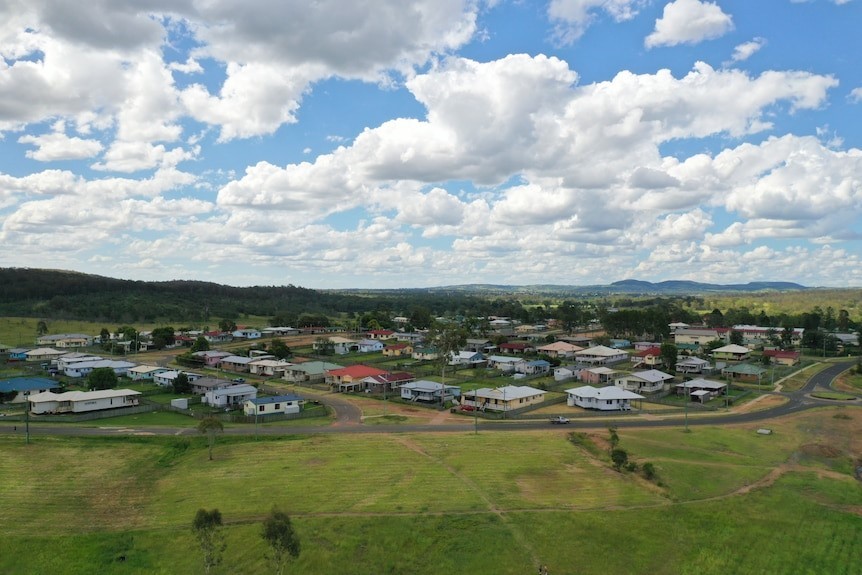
55, 353, 103, 371
29, 389, 141, 414
261, 327, 300, 337
203, 331, 233, 344
248, 358, 291, 377
282, 361, 343, 384
609, 339, 631, 349
0, 377, 60, 403
232, 328, 262, 339
325, 365, 389, 389
366, 329, 395, 340
361, 372, 415, 393
498, 342, 533, 354
668, 322, 690, 332
383, 343, 413, 357
535, 341, 583, 359
579, 366, 620, 385
190, 377, 236, 395
615, 369, 674, 393
732, 325, 804, 347
204, 384, 257, 408
399, 380, 461, 403
676, 378, 727, 402
486, 355, 526, 373
356, 339, 385, 353
722, 363, 767, 383
8, 348, 30, 361
394, 332, 425, 344
449, 351, 485, 366
763, 350, 801, 366
566, 385, 643, 411
63, 360, 136, 379
711, 344, 751, 363
574, 346, 629, 366
243, 394, 303, 416
519, 359, 551, 375
412, 346, 439, 361
192, 350, 233, 366
25, 348, 66, 361
632, 346, 663, 368
554, 365, 579, 382
154, 370, 203, 387
127, 365, 170, 381
633, 341, 661, 351
465, 338, 495, 353
676, 356, 711, 374
461, 385, 546, 412
219, 355, 255, 372
314, 336, 356, 355
36, 333, 94, 348
673, 328, 729, 346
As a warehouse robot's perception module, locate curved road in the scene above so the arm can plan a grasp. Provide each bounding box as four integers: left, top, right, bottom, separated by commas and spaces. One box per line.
1, 361, 857, 438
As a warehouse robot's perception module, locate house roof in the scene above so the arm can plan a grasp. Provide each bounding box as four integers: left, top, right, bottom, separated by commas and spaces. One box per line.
0, 377, 60, 392
367, 329, 394, 336
29, 389, 141, 402
209, 384, 257, 397
623, 369, 674, 383
585, 366, 617, 375
26, 348, 66, 356
326, 365, 388, 378
246, 394, 303, 405
328, 336, 356, 344
65, 360, 136, 370
363, 372, 414, 384
400, 380, 459, 392
763, 350, 801, 359
499, 342, 530, 350
566, 385, 644, 400
38, 333, 92, 341
525, 360, 550, 367
713, 344, 751, 354
128, 365, 167, 374
536, 341, 583, 353
575, 345, 627, 357
192, 377, 235, 389
677, 356, 709, 366
468, 385, 545, 401
486, 355, 524, 364
192, 350, 232, 358
221, 355, 254, 364
286, 361, 343, 375
676, 379, 726, 390
385, 343, 411, 350
635, 347, 662, 357
722, 363, 767, 375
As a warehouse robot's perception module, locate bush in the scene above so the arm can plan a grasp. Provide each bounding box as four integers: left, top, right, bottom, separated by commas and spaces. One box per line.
642, 462, 657, 480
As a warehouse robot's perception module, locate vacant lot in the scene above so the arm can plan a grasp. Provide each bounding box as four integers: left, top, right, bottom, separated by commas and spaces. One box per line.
1, 407, 861, 574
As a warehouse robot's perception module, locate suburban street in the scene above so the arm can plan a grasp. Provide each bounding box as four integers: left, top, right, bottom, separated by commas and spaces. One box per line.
1, 361, 856, 439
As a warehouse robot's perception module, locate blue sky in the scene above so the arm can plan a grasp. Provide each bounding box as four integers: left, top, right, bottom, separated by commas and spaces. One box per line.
1, 0, 860, 288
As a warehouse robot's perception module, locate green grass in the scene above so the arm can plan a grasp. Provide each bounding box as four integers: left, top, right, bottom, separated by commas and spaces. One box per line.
2, 407, 862, 574
811, 391, 857, 400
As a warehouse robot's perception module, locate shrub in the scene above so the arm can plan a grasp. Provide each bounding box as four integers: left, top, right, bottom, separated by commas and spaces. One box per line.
642, 462, 657, 480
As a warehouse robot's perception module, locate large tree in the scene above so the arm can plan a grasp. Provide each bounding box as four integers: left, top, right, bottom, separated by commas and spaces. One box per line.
36, 319, 48, 337
151, 326, 176, 350
659, 342, 678, 372
173, 372, 191, 394
191, 336, 210, 352
198, 416, 224, 461
269, 338, 291, 360
87, 367, 118, 390
427, 320, 468, 405
261, 507, 301, 575
192, 509, 226, 575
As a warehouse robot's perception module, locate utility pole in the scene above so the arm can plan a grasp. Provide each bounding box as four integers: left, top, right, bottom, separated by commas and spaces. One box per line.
25, 401, 31, 445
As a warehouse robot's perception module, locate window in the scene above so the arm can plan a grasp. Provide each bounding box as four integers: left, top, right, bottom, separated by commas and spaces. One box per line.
259, 405, 265, 412
274, 404, 280, 410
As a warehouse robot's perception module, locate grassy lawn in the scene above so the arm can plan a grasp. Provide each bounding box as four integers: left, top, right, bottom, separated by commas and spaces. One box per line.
778, 362, 831, 392
811, 391, 857, 400
2, 407, 862, 574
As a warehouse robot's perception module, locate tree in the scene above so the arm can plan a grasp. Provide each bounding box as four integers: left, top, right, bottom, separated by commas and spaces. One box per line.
269, 338, 291, 360
88, 367, 118, 390
36, 319, 48, 337
705, 308, 725, 328
729, 330, 744, 346
198, 416, 224, 461
192, 508, 226, 575
659, 342, 678, 372
151, 326, 176, 350
99, 327, 110, 344
610, 448, 629, 471
607, 426, 619, 451
173, 372, 191, 394
427, 320, 468, 405
191, 336, 210, 352
642, 462, 657, 481
261, 507, 301, 575
218, 319, 237, 333
313, 336, 334, 356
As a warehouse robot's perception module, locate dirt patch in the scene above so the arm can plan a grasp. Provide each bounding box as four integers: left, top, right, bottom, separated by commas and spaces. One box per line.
800, 443, 843, 458
732, 394, 789, 414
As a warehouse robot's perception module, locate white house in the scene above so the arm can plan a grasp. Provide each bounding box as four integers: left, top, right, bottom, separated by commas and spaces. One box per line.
554, 365, 579, 382
449, 351, 485, 366
614, 369, 674, 393
574, 346, 629, 366
232, 328, 262, 339
25, 348, 67, 361
675, 378, 727, 402
28, 389, 141, 414
219, 355, 255, 372
248, 358, 291, 377
127, 365, 170, 381
356, 339, 385, 353
153, 370, 203, 387
566, 386, 643, 411
314, 336, 356, 355
0, 377, 60, 403
486, 355, 526, 373
535, 341, 583, 359
399, 380, 460, 403
519, 359, 551, 375
243, 394, 303, 416
55, 353, 103, 371
676, 356, 711, 374
461, 385, 546, 412
204, 383, 257, 408
63, 360, 136, 379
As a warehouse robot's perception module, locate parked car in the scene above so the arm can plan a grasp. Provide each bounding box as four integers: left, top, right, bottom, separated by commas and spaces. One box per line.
232, 377, 245, 383
549, 416, 570, 424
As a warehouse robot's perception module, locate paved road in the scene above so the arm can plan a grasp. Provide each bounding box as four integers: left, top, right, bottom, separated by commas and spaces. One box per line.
1, 362, 857, 438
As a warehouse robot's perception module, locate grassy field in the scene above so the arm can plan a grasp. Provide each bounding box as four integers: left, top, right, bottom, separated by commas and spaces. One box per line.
2, 406, 862, 574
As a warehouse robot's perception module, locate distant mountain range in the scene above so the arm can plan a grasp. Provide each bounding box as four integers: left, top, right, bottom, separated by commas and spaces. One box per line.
419, 279, 808, 296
